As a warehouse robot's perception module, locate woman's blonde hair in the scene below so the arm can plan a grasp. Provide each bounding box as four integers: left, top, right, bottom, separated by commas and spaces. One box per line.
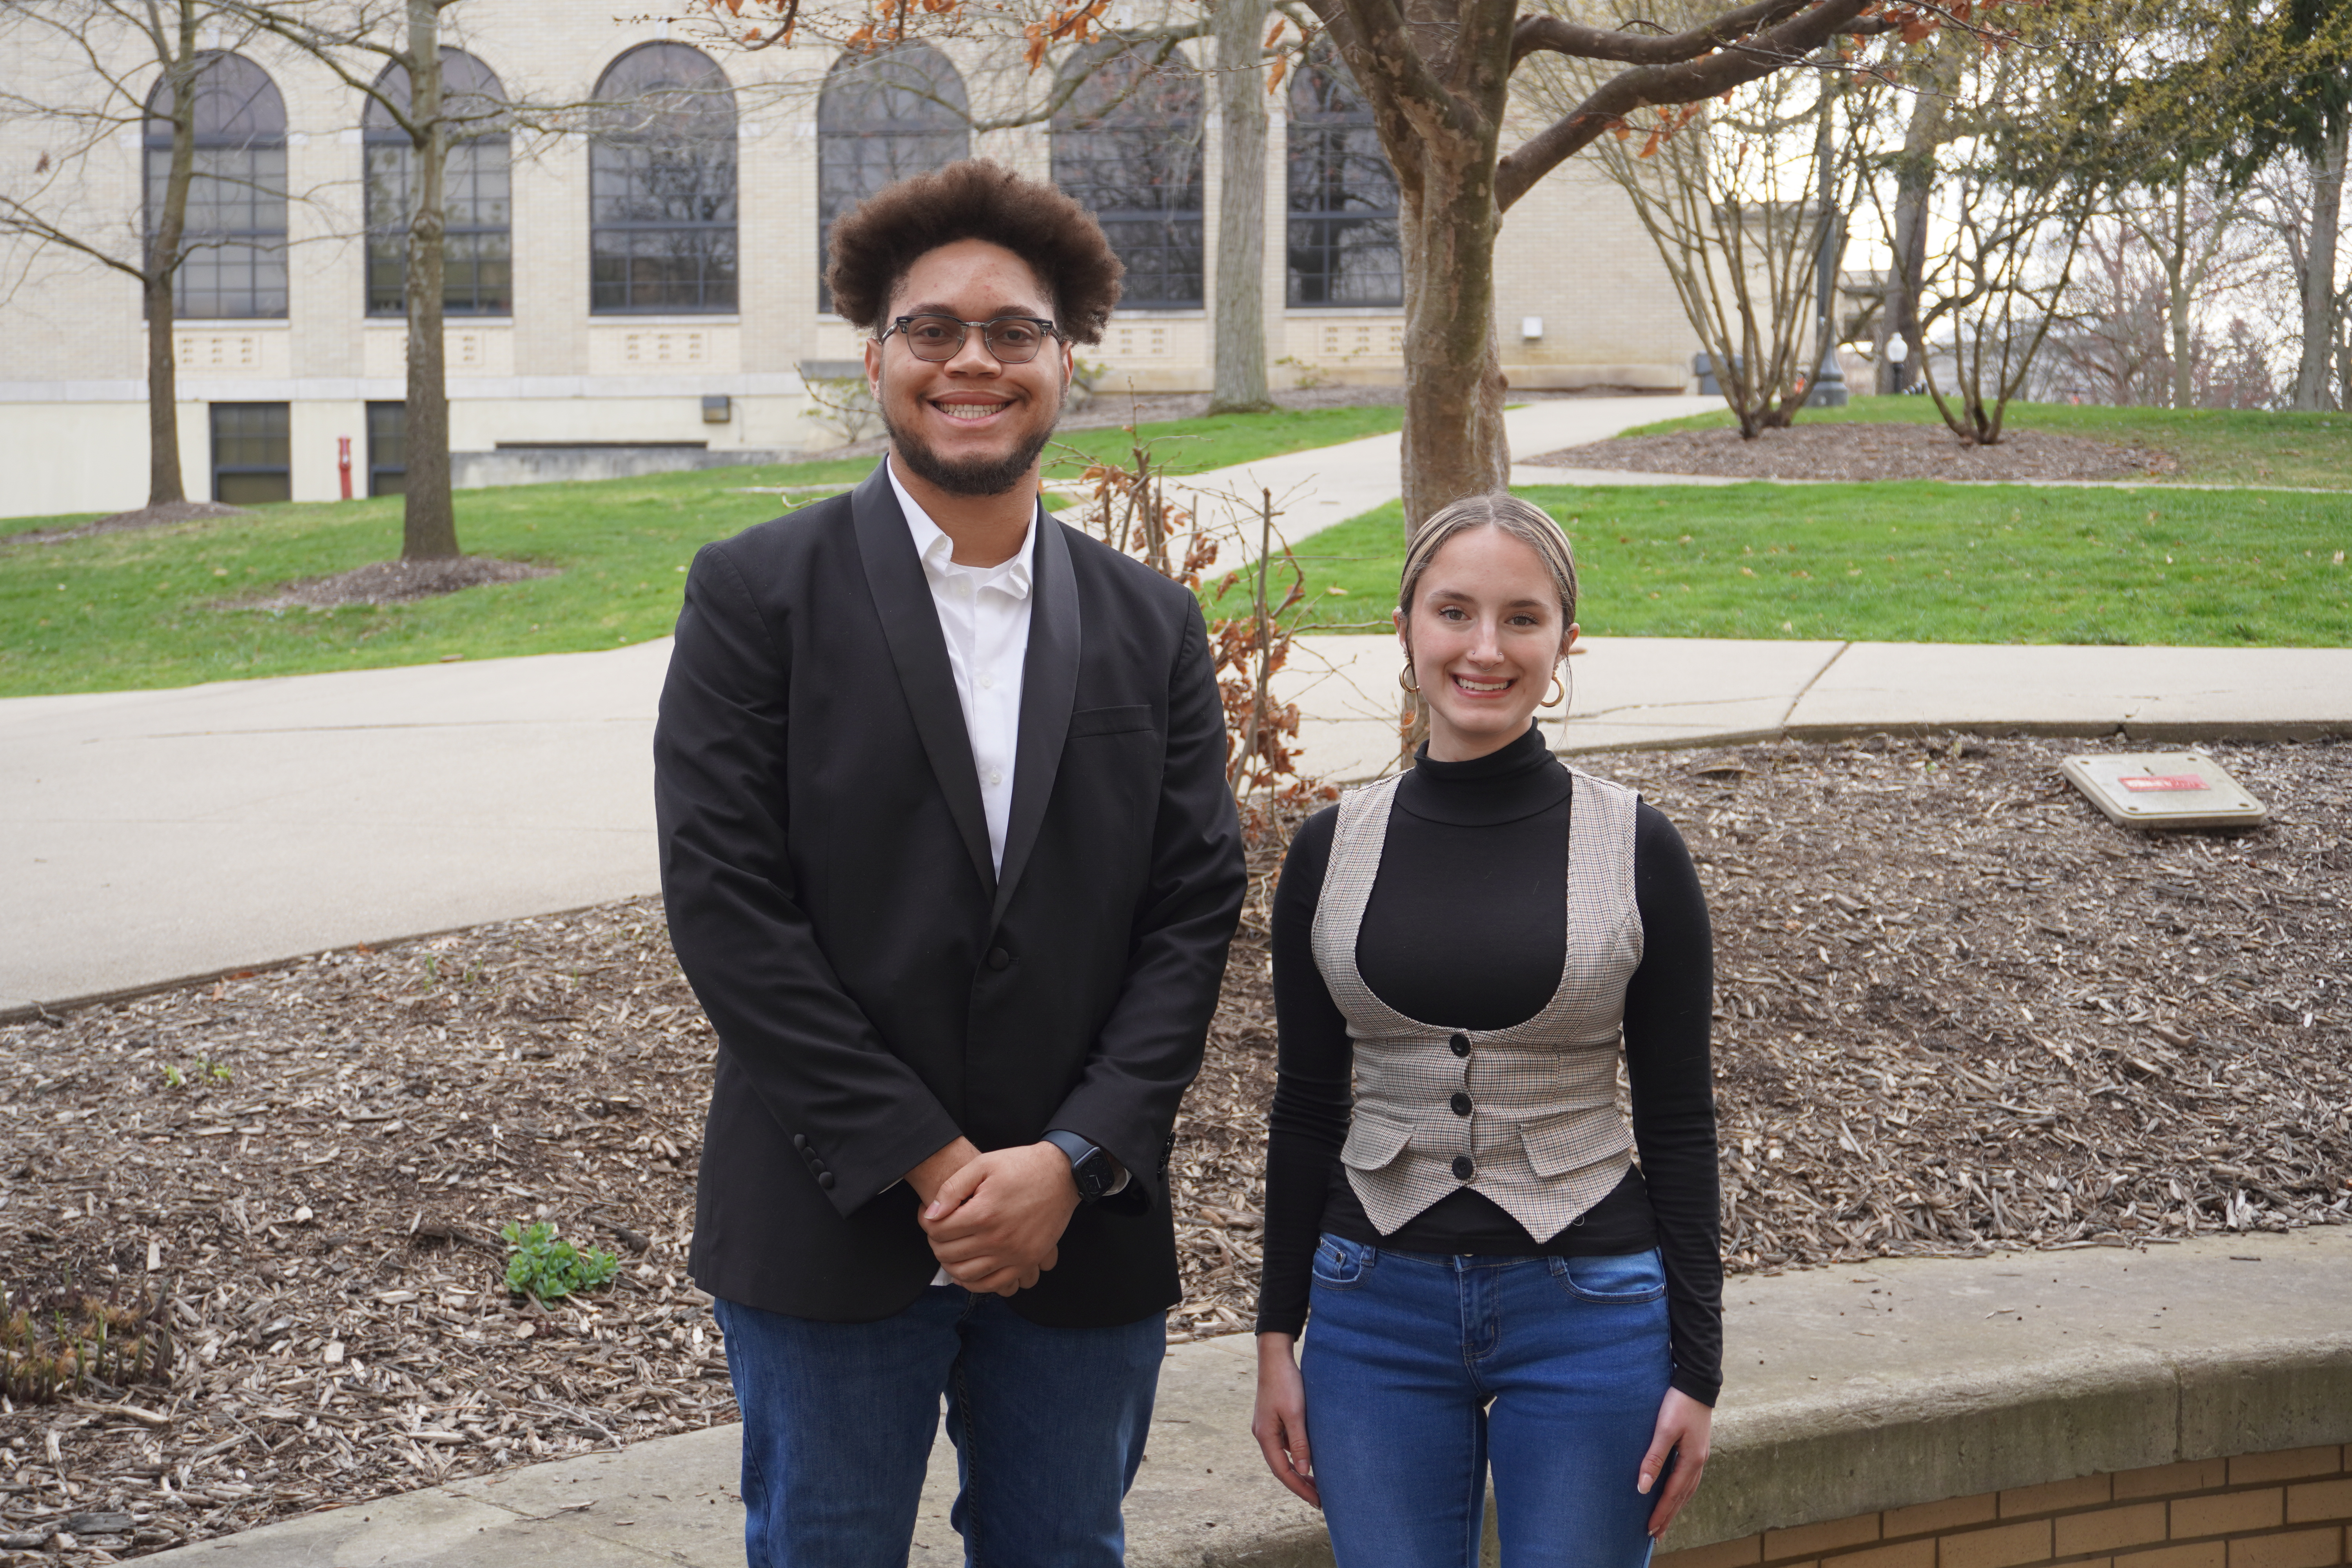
1397, 493, 1579, 631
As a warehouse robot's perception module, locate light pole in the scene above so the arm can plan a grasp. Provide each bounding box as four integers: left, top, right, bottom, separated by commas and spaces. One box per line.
1807, 77, 1849, 409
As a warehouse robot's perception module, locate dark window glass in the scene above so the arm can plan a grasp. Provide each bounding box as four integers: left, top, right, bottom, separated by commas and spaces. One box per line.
817, 44, 969, 310
364, 50, 512, 316
590, 44, 737, 314
1052, 46, 1203, 308
211, 402, 290, 505
1286, 44, 1401, 307
366, 402, 407, 495
144, 53, 288, 319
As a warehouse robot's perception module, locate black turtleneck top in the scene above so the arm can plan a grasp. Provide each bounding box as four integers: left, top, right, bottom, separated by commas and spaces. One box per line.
1254, 723, 1724, 1406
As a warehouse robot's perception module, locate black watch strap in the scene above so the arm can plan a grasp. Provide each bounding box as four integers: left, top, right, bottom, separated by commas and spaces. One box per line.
1041, 1129, 1111, 1202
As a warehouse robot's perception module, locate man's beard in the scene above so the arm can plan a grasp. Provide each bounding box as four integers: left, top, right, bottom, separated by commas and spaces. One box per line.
879, 376, 1063, 497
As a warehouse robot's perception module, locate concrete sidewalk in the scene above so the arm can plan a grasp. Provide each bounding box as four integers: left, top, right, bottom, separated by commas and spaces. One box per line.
9, 633, 2352, 1015
118, 1228, 2352, 1568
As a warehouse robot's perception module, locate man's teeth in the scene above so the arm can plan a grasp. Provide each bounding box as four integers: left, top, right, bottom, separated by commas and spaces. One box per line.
1456, 677, 1510, 692
938, 404, 1003, 421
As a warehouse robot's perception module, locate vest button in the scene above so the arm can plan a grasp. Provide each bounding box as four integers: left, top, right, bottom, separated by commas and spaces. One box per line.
1451, 1155, 1474, 1181
1450, 1092, 1472, 1116
985, 947, 1011, 971
1448, 1033, 1470, 1057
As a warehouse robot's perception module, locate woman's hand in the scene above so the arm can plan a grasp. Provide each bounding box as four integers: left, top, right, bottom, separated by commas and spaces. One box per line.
1638, 1387, 1713, 1538
1251, 1332, 1320, 1508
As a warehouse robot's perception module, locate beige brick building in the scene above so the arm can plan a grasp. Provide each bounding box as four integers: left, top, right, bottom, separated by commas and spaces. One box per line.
0, 5, 1696, 518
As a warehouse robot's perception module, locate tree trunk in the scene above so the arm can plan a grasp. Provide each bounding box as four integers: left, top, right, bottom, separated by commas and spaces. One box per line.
1884, 65, 1947, 396
2166, 173, 2194, 410
401, 3, 459, 560
142, 3, 200, 508
1396, 144, 1507, 533
2294, 117, 2347, 412
1209, 0, 1273, 414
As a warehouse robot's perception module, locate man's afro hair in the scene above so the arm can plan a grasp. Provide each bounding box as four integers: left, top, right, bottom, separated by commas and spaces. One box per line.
824, 158, 1123, 345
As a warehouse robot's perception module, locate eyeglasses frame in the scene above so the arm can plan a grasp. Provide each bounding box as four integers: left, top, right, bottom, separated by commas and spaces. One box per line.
878, 313, 1066, 365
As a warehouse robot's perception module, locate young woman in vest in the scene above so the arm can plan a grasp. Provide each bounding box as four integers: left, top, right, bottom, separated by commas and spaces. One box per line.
1250, 493, 1723, 1568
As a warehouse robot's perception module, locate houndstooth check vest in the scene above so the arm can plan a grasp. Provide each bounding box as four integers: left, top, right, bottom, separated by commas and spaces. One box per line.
1310, 764, 1645, 1243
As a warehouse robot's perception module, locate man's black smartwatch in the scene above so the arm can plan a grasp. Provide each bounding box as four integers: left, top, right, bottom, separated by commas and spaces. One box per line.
1041, 1129, 1114, 1203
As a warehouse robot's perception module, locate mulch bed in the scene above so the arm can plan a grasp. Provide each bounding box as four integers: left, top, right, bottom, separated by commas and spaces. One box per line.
233, 558, 556, 610
4, 503, 250, 549
1526, 420, 2178, 483
3, 735, 2347, 1561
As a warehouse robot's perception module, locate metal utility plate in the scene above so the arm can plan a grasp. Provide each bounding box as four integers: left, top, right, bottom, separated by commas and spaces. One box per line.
2060, 750, 2269, 830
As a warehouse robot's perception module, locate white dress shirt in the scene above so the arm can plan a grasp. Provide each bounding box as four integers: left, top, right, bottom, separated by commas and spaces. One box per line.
889, 461, 1035, 874
890, 468, 1130, 1255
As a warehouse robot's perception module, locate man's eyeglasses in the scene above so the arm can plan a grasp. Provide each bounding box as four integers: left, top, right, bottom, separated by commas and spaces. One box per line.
881, 314, 1063, 364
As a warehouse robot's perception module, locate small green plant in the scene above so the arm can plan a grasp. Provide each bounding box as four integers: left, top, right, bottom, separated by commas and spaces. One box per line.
501, 1221, 619, 1303
159, 1056, 231, 1089
800, 375, 884, 445
1274, 354, 1330, 392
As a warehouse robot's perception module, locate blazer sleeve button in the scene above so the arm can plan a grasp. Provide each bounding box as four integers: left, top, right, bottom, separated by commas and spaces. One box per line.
792, 1133, 807, 1151
817, 1171, 836, 1190
985, 947, 1012, 971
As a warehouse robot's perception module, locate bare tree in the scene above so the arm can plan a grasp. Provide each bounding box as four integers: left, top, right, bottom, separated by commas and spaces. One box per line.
1209, 0, 1275, 412
1529, 16, 1870, 436
0, 0, 261, 510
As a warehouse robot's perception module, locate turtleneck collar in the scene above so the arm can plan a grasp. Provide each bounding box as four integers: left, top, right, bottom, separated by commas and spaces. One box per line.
1396, 722, 1570, 827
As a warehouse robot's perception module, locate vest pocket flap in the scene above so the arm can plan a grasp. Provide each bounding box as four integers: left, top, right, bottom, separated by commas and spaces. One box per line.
1516, 1112, 1632, 1179
1341, 1108, 1414, 1171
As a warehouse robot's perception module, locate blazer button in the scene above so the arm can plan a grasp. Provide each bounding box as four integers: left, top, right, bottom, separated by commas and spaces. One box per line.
817, 1171, 836, 1190
1449, 1033, 1470, 1058
1452, 1155, 1474, 1181
792, 1133, 807, 1152
986, 947, 1011, 971
1450, 1092, 1472, 1117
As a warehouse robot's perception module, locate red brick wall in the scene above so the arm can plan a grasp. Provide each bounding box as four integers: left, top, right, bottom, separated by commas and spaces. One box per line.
1660, 1447, 2352, 1568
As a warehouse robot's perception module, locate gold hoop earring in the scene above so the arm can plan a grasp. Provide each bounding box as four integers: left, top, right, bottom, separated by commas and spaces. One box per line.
1540, 668, 1566, 709
1398, 662, 1420, 694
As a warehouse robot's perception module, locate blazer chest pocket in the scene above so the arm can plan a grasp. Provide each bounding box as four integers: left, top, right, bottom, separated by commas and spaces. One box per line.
1067, 703, 1154, 739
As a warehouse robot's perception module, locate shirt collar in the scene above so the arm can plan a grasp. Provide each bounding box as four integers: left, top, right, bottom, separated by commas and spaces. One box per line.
889, 457, 1036, 600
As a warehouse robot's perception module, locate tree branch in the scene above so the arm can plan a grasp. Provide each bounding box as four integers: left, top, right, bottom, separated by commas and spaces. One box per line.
1495, 0, 1866, 212
1510, 0, 1813, 72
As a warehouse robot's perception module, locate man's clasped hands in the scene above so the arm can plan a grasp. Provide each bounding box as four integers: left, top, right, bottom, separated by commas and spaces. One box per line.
905, 1137, 1089, 1296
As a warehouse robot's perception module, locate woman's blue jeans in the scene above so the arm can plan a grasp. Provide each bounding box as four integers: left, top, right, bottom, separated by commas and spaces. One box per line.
1299, 1234, 1674, 1568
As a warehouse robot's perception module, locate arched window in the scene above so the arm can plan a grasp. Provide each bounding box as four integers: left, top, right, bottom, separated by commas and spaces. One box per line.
144, 52, 287, 319
590, 43, 737, 314
817, 44, 969, 310
1286, 43, 1400, 307
363, 50, 511, 316
1052, 45, 1203, 308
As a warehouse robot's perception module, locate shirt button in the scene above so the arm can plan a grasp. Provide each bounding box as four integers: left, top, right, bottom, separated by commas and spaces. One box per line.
1449, 1033, 1470, 1058
980, 672, 995, 689
987, 769, 1003, 787
1452, 1155, 1474, 1181
1450, 1092, 1472, 1117
953, 579, 971, 597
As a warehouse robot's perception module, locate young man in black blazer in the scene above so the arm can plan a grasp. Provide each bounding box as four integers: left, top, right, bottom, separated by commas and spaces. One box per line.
654, 159, 1247, 1566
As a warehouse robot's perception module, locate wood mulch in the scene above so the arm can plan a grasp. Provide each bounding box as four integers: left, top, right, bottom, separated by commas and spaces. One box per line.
3, 735, 2347, 1561
2, 503, 251, 549
230, 557, 556, 611
1526, 419, 2178, 483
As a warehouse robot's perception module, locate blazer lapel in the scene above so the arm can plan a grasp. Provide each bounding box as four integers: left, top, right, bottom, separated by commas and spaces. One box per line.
991, 507, 1079, 928
849, 461, 995, 897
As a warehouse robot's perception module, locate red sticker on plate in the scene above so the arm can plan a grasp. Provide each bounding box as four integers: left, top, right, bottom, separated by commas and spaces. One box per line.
2119, 775, 2210, 792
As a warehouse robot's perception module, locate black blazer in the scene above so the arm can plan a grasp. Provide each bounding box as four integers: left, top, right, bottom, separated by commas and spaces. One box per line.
655, 461, 1246, 1329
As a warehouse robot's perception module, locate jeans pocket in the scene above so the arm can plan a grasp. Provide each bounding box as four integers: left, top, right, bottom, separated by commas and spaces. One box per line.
1548, 1247, 1667, 1303
1310, 1233, 1376, 1290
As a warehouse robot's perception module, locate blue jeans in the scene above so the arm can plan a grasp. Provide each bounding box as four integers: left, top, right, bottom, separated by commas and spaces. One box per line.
1299, 1235, 1674, 1568
712, 1288, 1164, 1568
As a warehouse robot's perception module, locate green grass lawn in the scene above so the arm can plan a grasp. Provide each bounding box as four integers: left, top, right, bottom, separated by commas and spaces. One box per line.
0, 404, 1406, 698
1227, 482, 2352, 646
1613, 397, 2352, 491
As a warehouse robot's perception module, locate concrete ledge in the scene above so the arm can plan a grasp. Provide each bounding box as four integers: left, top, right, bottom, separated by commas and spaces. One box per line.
127, 1232, 2350, 1568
